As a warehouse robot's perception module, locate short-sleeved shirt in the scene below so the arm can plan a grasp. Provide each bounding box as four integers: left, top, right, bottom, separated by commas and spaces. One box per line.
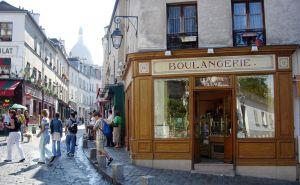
113, 116, 122, 127
107, 114, 114, 125
94, 118, 105, 141
18, 114, 26, 125
66, 118, 77, 135
41, 117, 50, 136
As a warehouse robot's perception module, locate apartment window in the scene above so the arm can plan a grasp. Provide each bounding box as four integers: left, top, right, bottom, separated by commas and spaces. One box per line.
0, 22, 13, 41
167, 4, 198, 50
232, 0, 265, 46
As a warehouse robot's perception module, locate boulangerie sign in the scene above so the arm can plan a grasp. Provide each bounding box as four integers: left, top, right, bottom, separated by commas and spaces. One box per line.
152, 55, 275, 75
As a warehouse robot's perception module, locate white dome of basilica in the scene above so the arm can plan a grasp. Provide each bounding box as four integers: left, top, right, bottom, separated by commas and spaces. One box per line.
69, 27, 93, 64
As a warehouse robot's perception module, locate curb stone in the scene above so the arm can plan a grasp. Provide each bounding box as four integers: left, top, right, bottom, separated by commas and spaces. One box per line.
82, 140, 122, 185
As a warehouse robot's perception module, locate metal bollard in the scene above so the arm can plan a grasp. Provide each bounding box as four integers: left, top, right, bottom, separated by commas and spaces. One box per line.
97, 155, 106, 170
89, 148, 97, 161
112, 163, 124, 183
82, 139, 88, 149
141, 175, 156, 185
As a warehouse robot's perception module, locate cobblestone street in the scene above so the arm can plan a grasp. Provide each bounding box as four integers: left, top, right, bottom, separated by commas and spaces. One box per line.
0, 126, 109, 185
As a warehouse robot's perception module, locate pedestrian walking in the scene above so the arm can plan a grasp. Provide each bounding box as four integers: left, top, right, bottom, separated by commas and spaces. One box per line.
93, 111, 113, 166
17, 109, 25, 142
50, 112, 63, 161
65, 112, 77, 157
105, 110, 114, 147
36, 109, 51, 164
24, 110, 29, 127
4, 110, 25, 163
113, 111, 122, 148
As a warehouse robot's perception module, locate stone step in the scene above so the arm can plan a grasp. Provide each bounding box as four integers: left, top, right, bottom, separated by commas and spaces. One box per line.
193, 163, 235, 177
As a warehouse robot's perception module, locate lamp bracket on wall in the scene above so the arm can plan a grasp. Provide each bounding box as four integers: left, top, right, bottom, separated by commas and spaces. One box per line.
113, 16, 138, 36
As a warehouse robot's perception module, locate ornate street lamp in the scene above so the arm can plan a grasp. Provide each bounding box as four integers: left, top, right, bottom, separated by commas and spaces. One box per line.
111, 27, 123, 49
110, 16, 138, 49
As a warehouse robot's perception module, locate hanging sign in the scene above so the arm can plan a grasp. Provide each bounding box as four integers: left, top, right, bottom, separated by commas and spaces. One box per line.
152, 55, 275, 75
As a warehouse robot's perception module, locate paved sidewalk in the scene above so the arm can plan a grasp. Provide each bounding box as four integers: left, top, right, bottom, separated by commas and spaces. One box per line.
0, 127, 110, 185
84, 140, 299, 185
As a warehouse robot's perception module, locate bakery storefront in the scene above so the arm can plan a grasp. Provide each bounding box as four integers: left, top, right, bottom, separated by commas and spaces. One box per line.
123, 46, 297, 180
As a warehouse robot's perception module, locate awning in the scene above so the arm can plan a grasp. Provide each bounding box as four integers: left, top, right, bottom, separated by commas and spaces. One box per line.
0, 58, 11, 66
0, 81, 20, 97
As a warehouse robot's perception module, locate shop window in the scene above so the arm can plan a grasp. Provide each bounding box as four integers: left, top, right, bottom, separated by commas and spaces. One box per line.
0, 22, 13, 41
167, 4, 198, 50
154, 78, 190, 138
232, 0, 265, 47
236, 75, 274, 138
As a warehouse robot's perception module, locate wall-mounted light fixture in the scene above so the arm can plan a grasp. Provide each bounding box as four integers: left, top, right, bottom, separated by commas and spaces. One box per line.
111, 16, 138, 49
207, 48, 214, 54
251, 45, 258, 52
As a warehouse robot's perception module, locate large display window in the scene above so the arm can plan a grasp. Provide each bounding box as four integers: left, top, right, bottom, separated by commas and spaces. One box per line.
236, 75, 275, 138
154, 78, 190, 138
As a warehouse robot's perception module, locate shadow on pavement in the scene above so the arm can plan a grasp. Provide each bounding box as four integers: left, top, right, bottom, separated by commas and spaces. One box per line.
9, 164, 40, 176
0, 161, 8, 168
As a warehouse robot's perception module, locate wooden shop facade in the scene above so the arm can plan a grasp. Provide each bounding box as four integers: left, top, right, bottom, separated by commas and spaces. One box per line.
123, 45, 297, 180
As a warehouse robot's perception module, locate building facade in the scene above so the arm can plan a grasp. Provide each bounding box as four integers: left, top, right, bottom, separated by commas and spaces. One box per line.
68, 57, 102, 119
0, 1, 69, 121
103, 0, 300, 181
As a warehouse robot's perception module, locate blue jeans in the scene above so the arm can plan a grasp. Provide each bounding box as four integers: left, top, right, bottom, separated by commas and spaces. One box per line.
66, 134, 76, 154
52, 140, 61, 157
39, 134, 51, 162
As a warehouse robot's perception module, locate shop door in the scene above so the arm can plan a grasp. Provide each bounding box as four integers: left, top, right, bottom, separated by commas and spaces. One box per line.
193, 90, 233, 164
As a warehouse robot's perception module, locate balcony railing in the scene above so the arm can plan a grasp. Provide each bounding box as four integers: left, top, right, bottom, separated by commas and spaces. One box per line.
167, 32, 198, 50
233, 29, 265, 47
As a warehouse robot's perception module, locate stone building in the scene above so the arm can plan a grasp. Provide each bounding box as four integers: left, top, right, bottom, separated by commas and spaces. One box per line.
103, 0, 300, 181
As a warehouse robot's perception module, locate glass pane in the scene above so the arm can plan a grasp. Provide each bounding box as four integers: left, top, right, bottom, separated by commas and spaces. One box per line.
184, 6, 197, 33
233, 3, 246, 30
236, 75, 275, 138
249, 2, 263, 29
195, 76, 230, 87
168, 6, 181, 34
154, 78, 190, 138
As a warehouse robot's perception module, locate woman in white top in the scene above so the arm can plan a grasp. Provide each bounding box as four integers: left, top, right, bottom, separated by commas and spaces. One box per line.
36, 109, 51, 164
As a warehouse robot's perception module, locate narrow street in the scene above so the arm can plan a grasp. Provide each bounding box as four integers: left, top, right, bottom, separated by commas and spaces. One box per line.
0, 126, 110, 185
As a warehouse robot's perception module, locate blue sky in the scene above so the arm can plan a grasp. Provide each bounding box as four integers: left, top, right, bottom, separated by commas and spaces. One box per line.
5, 0, 115, 66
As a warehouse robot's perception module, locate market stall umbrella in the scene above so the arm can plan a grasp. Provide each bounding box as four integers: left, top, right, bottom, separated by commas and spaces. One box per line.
10, 104, 27, 110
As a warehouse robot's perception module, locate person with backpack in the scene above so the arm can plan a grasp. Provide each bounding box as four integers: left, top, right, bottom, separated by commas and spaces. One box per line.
4, 110, 25, 163
50, 112, 63, 160
36, 109, 51, 164
65, 112, 77, 157
93, 111, 113, 166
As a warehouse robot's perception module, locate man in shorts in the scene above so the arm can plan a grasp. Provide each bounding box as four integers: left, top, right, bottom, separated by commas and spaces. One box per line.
93, 111, 113, 166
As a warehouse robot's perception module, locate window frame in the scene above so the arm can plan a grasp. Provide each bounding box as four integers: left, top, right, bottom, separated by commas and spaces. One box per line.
231, 0, 266, 47
166, 3, 198, 50
235, 74, 276, 139
0, 22, 13, 42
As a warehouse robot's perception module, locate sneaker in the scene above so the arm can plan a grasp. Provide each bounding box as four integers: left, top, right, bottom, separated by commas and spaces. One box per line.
50, 156, 56, 163
4, 159, 11, 162
70, 153, 75, 157
107, 158, 113, 166
18, 158, 25, 163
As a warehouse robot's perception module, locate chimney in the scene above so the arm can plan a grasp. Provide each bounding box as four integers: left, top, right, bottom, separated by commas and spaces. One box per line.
31, 12, 40, 25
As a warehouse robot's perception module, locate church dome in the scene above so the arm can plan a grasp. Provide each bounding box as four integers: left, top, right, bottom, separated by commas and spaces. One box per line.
70, 27, 93, 64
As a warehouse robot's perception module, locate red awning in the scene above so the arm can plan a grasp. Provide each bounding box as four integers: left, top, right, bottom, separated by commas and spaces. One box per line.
0, 81, 20, 97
